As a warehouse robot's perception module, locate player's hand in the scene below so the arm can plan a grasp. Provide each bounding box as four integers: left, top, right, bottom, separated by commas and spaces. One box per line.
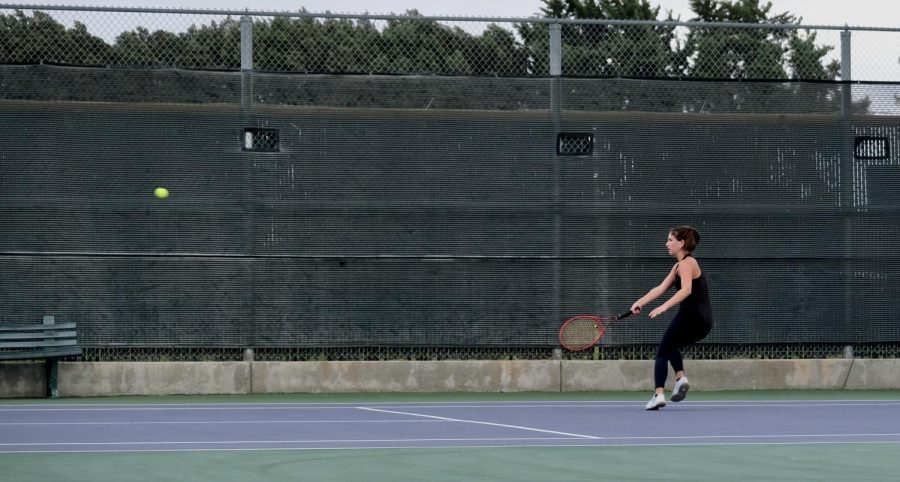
649, 306, 666, 318
630, 303, 642, 315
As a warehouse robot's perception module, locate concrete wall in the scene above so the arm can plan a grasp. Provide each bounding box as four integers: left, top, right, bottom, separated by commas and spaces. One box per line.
60, 362, 251, 397
2, 359, 899, 398
0, 362, 46, 398
252, 360, 560, 394
844, 359, 900, 389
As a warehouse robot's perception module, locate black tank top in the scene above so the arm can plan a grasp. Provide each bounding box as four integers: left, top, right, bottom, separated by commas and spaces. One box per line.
674, 256, 713, 326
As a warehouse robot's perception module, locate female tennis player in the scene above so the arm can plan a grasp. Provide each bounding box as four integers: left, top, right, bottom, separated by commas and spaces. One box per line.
631, 226, 713, 410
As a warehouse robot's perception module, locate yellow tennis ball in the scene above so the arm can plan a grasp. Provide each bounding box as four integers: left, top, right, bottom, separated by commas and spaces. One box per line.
154, 187, 169, 199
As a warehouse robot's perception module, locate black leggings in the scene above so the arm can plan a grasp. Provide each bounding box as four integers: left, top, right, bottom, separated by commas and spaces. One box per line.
654, 310, 712, 388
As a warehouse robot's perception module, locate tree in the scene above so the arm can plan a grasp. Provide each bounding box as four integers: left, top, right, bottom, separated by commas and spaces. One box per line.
0, 4, 850, 82
522, 0, 682, 77
467, 24, 530, 76
379, 10, 475, 75
250, 10, 528, 76
114, 27, 183, 67
684, 0, 838, 80
527, 0, 862, 113
787, 29, 839, 80
532, 0, 841, 81
112, 19, 241, 69
0, 10, 112, 65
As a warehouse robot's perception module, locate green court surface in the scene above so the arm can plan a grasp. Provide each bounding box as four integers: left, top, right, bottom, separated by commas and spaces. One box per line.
3, 390, 900, 482
5, 443, 900, 482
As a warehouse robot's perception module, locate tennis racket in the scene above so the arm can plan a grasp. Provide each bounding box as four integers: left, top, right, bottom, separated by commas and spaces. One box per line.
558, 310, 634, 351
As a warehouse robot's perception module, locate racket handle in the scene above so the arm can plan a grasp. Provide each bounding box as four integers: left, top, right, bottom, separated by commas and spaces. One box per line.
617, 310, 634, 320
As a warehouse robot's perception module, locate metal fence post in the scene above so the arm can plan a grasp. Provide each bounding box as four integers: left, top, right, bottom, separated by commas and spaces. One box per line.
240, 15, 253, 119
549, 23, 562, 122
42, 315, 59, 398
549, 22, 562, 335
549, 23, 562, 77
839, 28, 854, 346
239, 15, 256, 349
839, 28, 853, 207
840, 28, 852, 83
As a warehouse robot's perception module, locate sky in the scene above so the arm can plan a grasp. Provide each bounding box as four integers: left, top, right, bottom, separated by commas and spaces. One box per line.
10, 0, 898, 27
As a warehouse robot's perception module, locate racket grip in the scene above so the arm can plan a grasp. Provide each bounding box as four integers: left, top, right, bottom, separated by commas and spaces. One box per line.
617, 310, 634, 320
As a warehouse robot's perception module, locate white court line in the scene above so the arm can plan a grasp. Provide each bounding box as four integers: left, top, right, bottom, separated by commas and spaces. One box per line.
357, 406, 600, 439
0, 401, 625, 409
2, 400, 900, 411
0, 402, 643, 411
351, 401, 900, 408
0, 437, 575, 447
0, 406, 372, 412
594, 433, 900, 440
0, 419, 451, 426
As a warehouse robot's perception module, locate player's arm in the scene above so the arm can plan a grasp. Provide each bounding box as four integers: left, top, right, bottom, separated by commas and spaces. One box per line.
649, 259, 696, 318
632, 264, 678, 314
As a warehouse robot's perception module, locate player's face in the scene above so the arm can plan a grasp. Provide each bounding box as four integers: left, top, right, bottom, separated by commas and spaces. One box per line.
666, 233, 683, 256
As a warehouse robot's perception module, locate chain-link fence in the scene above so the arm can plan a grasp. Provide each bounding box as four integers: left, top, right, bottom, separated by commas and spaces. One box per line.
2, 5, 900, 362
71, 343, 900, 362
1, 5, 899, 81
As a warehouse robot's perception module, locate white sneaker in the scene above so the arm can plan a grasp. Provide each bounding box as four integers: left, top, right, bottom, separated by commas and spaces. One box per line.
671, 377, 690, 402
644, 393, 666, 410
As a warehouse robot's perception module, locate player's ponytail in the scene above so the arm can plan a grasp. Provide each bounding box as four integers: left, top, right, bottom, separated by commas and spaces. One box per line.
670, 226, 700, 253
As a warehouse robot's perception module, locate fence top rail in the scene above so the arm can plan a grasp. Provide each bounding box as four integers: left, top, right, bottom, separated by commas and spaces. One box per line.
1, 3, 899, 32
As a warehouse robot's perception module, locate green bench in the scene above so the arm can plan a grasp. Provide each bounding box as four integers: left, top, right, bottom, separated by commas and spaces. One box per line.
0, 316, 82, 398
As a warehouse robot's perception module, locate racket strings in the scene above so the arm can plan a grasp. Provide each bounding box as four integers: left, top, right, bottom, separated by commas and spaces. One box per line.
559, 317, 604, 351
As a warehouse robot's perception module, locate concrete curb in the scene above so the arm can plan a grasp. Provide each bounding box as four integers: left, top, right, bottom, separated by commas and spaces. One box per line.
2, 359, 900, 398
561, 359, 855, 391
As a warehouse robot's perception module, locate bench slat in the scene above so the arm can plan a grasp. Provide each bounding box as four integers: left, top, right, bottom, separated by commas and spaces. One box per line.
0, 323, 77, 332
0, 346, 82, 360
0, 331, 77, 341
0, 339, 78, 349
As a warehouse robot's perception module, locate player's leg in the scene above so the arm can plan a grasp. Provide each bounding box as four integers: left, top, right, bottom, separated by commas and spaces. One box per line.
670, 319, 712, 402
646, 319, 683, 410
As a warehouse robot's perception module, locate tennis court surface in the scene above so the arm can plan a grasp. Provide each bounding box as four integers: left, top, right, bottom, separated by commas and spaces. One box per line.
2, 391, 900, 481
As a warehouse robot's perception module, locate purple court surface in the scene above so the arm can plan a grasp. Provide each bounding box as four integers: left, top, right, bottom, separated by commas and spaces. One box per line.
2, 399, 899, 453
